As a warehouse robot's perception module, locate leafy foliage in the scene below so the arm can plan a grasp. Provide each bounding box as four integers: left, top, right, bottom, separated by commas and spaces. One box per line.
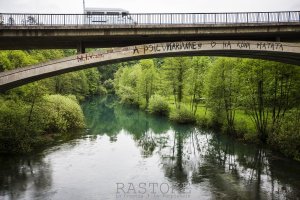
41, 95, 85, 132
269, 109, 300, 161
113, 56, 300, 160
204, 58, 240, 134
169, 106, 196, 124
148, 94, 170, 116
0, 49, 105, 153
0, 94, 85, 153
114, 59, 159, 107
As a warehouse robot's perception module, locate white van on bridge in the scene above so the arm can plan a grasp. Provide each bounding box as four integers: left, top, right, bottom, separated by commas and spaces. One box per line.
83, 8, 134, 24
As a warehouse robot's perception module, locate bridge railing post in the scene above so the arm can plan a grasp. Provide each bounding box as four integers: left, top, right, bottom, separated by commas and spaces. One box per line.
192, 13, 195, 24
160, 13, 161, 24
181, 13, 183, 24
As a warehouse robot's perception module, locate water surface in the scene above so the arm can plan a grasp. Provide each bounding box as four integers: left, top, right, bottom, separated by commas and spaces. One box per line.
0, 96, 299, 200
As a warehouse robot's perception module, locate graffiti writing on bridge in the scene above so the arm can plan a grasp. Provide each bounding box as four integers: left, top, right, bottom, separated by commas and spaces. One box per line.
256, 42, 284, 51
76, 41, 285, 62
77, 52, 104, 62
133, 42, 203, 54
133, 41, 284, 54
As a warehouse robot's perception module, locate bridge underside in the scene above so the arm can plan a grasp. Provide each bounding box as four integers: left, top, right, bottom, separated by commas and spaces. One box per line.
0, 23, 300, 50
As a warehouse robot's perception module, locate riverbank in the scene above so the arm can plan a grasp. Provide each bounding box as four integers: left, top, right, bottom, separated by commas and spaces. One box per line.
0, 94, 86, 154
119, 95, 300, 162
113, 57, 300, 161
0, 49, 106, 154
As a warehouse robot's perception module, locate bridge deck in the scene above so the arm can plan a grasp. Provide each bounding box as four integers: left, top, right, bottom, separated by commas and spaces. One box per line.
1, 12, 300, 50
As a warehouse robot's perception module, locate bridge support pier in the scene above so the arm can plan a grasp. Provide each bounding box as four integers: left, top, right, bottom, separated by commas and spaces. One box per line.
276, 36, 281, 42
77, 42, 85, 54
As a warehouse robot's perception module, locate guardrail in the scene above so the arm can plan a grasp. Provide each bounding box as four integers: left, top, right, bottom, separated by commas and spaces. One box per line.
0, 11, 299, 26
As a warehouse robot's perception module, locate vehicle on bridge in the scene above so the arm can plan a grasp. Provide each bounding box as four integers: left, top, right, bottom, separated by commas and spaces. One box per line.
83, 8, 135, 24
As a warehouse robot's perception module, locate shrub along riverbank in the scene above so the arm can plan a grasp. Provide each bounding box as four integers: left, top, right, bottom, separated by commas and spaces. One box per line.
113, 57, 300, 161
0, 50, 106, 153
0, 94, 85, 153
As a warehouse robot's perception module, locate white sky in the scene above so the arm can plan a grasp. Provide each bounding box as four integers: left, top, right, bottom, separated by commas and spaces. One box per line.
0, 0, 299, 13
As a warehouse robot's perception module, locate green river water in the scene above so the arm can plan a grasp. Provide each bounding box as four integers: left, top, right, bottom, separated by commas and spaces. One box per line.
0, 96, 299, 200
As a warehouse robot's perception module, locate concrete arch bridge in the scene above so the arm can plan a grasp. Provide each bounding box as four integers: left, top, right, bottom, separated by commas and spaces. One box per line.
0, 40, 300, 91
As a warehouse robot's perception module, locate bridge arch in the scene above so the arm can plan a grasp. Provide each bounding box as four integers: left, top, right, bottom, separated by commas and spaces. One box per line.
1, 40, 300, 91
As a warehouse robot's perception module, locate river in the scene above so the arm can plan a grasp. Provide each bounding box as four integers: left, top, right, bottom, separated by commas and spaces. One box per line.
0, 96, 299, 200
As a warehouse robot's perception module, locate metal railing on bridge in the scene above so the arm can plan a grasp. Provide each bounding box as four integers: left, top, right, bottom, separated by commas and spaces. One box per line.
0, 11, 299, 26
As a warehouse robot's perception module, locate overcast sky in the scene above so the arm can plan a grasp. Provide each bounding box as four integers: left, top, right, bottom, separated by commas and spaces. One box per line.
0, 0, 299, 13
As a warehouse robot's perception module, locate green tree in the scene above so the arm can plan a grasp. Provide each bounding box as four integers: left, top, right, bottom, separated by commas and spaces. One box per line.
137, 59, 158, 108
186, 57, 210, 115
239, 59, 274, 142
268, 63, 300, 133
0, 51, 12, 71
204, 58, 240, 133
40, 94, 85, 132
161, 57, 191, 108
0, 49, 94, 153
114, 64, 142, 104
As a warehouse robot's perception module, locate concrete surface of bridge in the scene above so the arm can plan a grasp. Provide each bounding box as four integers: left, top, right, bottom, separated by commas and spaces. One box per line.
0, 12, 300, 52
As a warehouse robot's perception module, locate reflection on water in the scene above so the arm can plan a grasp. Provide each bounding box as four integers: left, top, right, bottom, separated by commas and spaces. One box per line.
0, 96, 299, 200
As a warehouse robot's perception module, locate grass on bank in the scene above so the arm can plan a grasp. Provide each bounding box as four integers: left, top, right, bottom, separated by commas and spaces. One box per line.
163, 96, 258, 142
148, 96, 300, 161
